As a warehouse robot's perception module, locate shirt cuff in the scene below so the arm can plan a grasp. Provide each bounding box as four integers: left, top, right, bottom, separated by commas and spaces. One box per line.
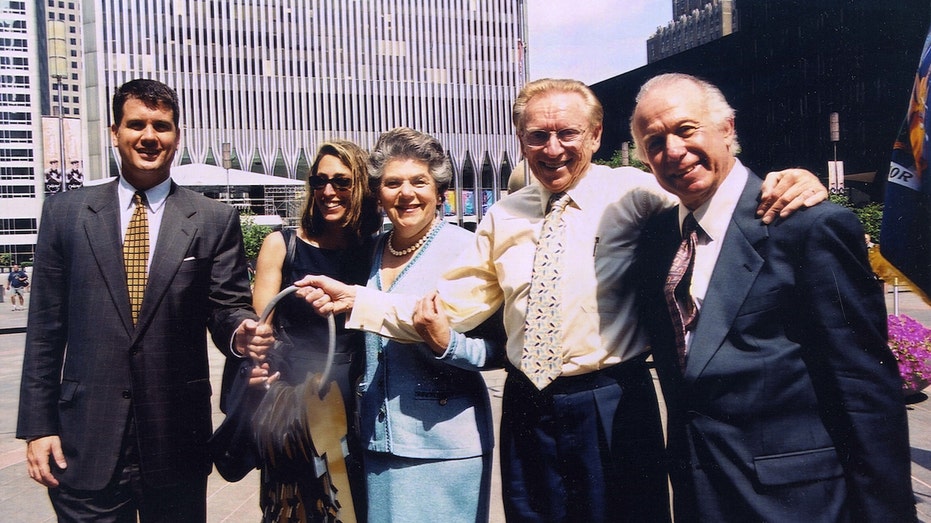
345, 285, 422, 342
346, 285, 386, 331
435, 327, 458, 359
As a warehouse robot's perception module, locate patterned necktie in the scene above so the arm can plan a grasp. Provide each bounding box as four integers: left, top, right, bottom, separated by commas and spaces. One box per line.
124, 191, 149, 324
665, 213, 700, 370
522, 192, 571, 390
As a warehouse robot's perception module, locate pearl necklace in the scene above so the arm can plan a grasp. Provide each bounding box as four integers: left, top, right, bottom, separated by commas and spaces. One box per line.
387, 219, 438, 256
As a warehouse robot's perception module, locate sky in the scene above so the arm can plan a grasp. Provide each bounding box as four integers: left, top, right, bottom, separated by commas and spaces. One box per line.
525, 0, 673, 85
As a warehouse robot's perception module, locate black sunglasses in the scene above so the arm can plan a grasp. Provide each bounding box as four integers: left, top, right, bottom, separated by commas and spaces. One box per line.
308, 175, 352, 191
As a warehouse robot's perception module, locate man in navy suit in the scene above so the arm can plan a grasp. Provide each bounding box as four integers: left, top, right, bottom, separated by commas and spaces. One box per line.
631, 73, 915, 522
17, 79, 273, 522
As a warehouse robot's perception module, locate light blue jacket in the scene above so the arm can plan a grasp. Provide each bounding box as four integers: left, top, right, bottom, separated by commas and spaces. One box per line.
358, 222, 503, 459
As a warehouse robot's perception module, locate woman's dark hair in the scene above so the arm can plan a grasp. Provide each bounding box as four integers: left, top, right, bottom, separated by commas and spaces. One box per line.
301, 140, 380, 242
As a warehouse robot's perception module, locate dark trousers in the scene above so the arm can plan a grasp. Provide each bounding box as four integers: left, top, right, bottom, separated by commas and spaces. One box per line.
48, 417, 207, 523
500, 357, 670, 523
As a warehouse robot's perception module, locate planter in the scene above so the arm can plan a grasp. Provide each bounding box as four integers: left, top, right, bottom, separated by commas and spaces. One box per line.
903, 377, 929, 397
887, 314, 931, 401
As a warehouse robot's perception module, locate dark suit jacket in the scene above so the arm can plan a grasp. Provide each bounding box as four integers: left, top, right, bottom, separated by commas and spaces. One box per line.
637, 172, 915, 522
17, 180, 257, 490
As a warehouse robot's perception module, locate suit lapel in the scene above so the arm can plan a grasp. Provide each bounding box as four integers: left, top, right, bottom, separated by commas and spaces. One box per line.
684, 174, 768, 380
84, 181, 135, 334
135, 183, 197, 333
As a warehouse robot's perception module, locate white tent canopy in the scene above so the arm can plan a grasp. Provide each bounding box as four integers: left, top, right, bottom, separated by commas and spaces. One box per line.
86, 163, 305, 187
171, 164, 305, 187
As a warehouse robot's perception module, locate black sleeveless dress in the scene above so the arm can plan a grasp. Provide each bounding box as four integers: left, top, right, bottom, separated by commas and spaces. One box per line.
259, 229, 372, 522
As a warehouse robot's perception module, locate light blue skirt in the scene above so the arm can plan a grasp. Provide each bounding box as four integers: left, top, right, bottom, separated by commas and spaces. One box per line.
364, 450, 491, 523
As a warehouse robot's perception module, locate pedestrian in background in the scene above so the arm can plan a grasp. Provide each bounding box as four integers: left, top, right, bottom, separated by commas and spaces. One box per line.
7, 263, 28, 311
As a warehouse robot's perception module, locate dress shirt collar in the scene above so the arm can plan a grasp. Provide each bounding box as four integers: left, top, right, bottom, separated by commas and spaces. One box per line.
535, 186, 566, 215
535, 166, 605, 215
118, 175, 171, 214
677, 159, 748, 241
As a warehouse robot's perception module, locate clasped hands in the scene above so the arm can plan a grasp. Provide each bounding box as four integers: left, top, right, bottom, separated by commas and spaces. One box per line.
235, 318, 281, 389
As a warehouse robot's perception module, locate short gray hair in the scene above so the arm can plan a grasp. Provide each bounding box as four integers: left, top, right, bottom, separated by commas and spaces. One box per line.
630, 73, 740, 162
368, 127, 453, 196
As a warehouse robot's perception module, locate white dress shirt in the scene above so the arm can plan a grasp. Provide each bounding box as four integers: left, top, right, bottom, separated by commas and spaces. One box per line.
348, 164, 676, 377
118, 176, 171, 270
682, 159, 748, 348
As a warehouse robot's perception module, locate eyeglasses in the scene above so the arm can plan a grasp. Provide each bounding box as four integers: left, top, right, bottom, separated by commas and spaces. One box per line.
521, 128, 586, 148
308, 175, 352, 191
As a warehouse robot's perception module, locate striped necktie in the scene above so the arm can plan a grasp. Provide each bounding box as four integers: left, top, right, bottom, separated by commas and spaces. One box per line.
522, 192, 571, 390
124, 191, 149, 324
665, 213, 700, 370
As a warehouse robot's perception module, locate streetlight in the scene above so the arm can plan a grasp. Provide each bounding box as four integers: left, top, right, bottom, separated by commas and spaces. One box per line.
48, 21, 68, 192
829, 112, 840, 163
828, 112, 844, 194
222, 142, 232, 204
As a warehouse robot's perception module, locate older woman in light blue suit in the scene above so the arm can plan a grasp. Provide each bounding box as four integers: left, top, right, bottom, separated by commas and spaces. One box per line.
359, 127, 504, 522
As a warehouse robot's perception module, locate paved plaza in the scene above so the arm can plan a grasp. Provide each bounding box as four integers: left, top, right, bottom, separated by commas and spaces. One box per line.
0, 286, 928, 522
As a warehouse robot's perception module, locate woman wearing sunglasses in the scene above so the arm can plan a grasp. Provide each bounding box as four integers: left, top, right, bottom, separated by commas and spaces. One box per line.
251, 140, 380, 521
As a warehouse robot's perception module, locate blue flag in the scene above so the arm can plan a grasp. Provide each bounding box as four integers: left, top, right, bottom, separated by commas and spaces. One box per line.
881, 25, 931, 304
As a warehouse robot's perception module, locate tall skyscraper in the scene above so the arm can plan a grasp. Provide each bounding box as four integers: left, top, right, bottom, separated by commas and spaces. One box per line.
594, 0, 929, 196
83, 0, 526, 186
0, 0, 43, 264
4, 0, 527, 262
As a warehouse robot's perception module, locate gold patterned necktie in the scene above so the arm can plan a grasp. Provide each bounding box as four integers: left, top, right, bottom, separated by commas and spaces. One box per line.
665, 213, 700, 370
124, 191, 149, 324
522, 192, 571, 390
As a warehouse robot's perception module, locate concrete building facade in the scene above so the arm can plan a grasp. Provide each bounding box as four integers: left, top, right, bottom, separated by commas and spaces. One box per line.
82, 0, 525, 186
647, 0, 737, 63
3, 0, 527, 263
0, 0, 43, 265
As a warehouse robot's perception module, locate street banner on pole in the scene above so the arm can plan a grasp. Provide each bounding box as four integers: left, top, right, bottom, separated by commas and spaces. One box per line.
881, 25, 931, 305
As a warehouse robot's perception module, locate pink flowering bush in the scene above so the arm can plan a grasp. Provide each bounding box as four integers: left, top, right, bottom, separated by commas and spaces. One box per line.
887, 314, 931, 392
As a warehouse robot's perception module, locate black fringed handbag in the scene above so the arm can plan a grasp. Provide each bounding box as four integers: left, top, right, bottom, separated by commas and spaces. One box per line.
209, 231, 356, 522
209, 229, 298, 482
209, 357, 264, 482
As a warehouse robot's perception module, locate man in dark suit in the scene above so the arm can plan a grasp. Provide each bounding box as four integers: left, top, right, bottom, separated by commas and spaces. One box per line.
17, 79, 273, 522
631, 73, 916, 522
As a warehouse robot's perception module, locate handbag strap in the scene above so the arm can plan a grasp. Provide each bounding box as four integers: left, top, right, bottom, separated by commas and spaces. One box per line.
259, 285, 336, 386
280, 228, 297, 288
263, 228, 335, 384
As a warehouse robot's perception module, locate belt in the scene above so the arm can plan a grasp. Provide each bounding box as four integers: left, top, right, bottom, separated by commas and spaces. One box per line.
506, 353, 650, 396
